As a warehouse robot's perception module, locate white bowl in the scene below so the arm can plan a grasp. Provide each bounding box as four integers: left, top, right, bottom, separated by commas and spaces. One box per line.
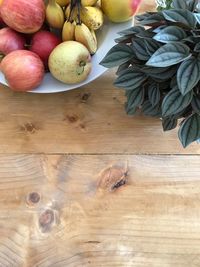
0, 20, 132, 93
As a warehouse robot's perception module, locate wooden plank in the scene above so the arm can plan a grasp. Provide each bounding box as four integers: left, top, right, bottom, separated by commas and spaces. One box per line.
0, 72, 199, 154
0, 154, 200, 266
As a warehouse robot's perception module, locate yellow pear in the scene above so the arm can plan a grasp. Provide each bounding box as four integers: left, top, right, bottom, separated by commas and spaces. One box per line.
49, 41, 92, 84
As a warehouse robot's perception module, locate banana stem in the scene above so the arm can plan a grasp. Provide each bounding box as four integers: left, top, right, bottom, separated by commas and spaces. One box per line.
76, 0, 82, 25
68, 0, 76, 22
68, 0, 82, 24
68, 0, 74, 21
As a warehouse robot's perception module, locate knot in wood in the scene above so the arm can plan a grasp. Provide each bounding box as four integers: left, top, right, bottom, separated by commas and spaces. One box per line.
20, 122, 39, 134
39, 209, 55, 233
27, 192, 41, 205
67, 115, 79, 123
98, 166, 128, 192
81, 93, 91, 103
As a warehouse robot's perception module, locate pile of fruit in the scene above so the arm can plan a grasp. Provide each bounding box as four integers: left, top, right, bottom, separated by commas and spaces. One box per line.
0, 0, 141, 91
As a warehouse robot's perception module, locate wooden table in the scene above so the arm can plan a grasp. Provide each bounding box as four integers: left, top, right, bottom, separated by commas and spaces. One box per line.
1, 1, 200, 266
0, 69, 200, 267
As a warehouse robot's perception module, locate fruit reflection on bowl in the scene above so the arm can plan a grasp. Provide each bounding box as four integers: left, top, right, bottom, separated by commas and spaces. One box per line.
0, 20, 132, 93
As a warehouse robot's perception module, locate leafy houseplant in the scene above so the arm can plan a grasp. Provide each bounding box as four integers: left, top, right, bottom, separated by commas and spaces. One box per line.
100, 0, 200, 147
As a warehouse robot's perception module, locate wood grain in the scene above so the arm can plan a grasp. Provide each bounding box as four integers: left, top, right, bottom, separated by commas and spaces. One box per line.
0, 154, 199, 266
0, 71, 199, 154
0, 0, 198, 154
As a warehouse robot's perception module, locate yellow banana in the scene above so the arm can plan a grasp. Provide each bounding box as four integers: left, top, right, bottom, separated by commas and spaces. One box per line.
81, 6, 103, 30
75, 23, 97, 54
65, 4, 78, 21
56, 0, 70, 6
46, 0, 65, 29
62, 21, 75, 41
81, 0, 98, 6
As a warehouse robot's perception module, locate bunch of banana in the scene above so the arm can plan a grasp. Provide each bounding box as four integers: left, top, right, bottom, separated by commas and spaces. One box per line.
45, 0, 104, 55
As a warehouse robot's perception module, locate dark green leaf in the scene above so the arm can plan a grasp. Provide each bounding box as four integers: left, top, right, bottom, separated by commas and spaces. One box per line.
181, 106, 193, 118
194, 42, 200, 52
138, 13, 165, 26
100, 44, 134, 68
170, 76, 177, 87
115, 36, 132, 43
177, 57, 200, 95
135, 12, 152, 22
142, 101, 161, 117
173, 110, 189, 119
162, 86, 193, 116
162, 117, 178, 131
125, 103, 137, 115
173, 0, 198, 11
191, 29, 200, 36
178, 113, 200, 147
148, 83, 161, 106
114, 68, 147, 90
153, 26, 187, 43
146, 42, 191, 67
191, 94, 200, 114
163, 9, 197, 28
159, 81, 171, 90
172, 0, 187, 9
135, 29, 154, 39
116, 62, 130, 76
126, 87, 144, 109
153, 25, 167, 33
186, 0, 198, 11
143, 65, 177, 80
183, 36, 200, 43
132, 39, 150, 61
144, 39, 161, 56
118, 26, 144, 36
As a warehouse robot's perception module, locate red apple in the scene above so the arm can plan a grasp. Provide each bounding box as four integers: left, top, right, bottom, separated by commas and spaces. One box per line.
30, 31, 61, 69
0, 0, 45, 33
0, 27, 25, 57
1, 50, 45, 91
132, 0, 143, 14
